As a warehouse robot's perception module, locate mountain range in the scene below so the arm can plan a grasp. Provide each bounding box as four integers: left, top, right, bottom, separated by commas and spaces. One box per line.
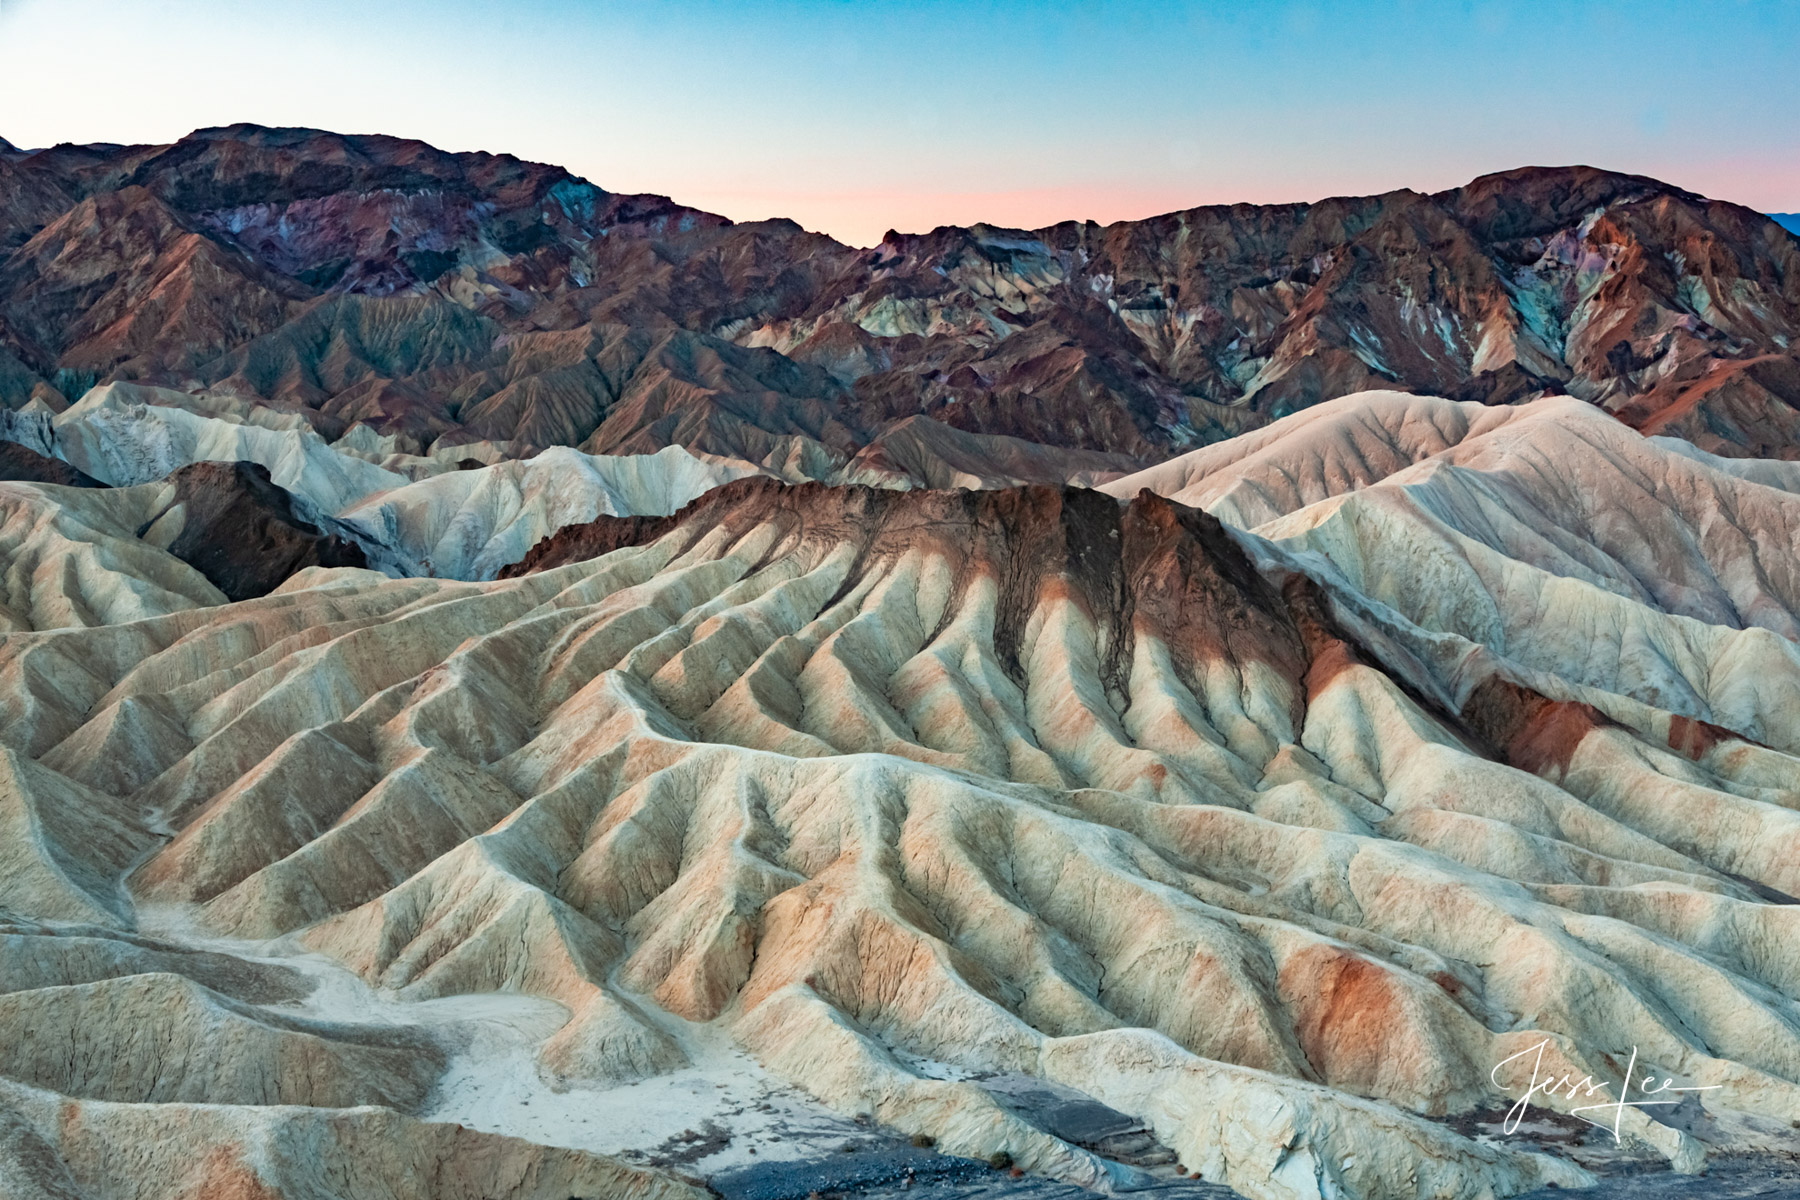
3, 126, 1800, 1200
3, 124, 1799, 481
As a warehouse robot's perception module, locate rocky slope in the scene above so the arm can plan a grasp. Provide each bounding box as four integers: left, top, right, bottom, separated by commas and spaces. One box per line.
2, 124, 1798, 480
2, 390, 1800, 1198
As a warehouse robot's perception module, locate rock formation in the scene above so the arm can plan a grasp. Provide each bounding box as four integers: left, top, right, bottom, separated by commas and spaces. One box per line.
1, 389, 1798, 1198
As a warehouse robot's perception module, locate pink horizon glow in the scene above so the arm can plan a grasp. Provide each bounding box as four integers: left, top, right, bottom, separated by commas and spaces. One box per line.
679, 159, 1800, 248
1, 0, 1795, 250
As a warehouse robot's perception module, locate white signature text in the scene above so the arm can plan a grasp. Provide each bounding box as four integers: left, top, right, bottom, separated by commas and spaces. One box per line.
1489, 1040, 1718, 1144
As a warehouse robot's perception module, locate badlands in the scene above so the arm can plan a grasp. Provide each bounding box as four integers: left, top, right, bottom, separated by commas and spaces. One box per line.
2, 385, 1800, 1198
2, 123, 1800, 1200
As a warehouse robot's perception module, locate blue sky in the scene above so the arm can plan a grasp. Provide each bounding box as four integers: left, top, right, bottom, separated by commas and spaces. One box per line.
2, 0, 1795, 245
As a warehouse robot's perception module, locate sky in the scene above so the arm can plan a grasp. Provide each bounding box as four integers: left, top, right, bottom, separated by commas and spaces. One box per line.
1, 0, 1796, 247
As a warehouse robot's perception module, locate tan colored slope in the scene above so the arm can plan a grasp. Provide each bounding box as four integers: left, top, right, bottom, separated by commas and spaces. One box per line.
0, 972, 442, 1108
10, 397, 1800, 1196
1302, 394, 1800, 637
1117, 390, 1800, 641
1221, 395, 1800, 747
0, 478, 228, 631
0, 750, 151, 924
0, 1077, 704, 1200
0, 916, 310, 1001
1101, 390, 1524, 524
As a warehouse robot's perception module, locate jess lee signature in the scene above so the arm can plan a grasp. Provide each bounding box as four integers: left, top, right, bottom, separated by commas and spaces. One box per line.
1490, 1039, 1719, 1143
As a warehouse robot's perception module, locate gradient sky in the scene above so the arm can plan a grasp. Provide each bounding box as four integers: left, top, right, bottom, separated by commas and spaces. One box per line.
1, 0, 1796, 246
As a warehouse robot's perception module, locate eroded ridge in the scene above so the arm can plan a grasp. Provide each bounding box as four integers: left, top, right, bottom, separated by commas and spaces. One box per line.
2, 469, 1799, 1200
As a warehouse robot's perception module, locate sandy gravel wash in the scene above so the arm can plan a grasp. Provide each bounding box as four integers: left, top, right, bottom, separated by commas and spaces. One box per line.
3, 397, 1800, 1199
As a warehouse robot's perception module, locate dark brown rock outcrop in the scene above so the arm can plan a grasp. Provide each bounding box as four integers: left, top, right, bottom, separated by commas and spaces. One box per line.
504, 478, 1313, 711
0, 442, 101, 488
150, 460, 367, 600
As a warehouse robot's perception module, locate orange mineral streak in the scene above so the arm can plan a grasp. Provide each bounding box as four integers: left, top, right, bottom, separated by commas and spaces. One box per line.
1281, 573, 1369, 697
1618, 354, 1789, 438
1460, 676, 1608, 778
1281, 947, 1410, 1095
169, 1149, 284, 1200
1664, 712, 1749, 760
